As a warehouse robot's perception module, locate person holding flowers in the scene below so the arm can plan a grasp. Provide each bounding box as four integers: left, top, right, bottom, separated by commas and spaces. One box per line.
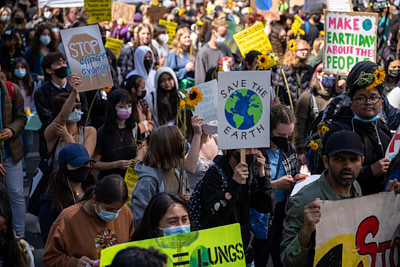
322, 61, 392, 195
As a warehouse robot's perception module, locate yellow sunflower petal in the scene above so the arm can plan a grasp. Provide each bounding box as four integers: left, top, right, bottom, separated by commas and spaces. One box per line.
319, 30, 325, 36
288, 40, 297, 51
178, 8, 185, 16
374, 67, 385, 85
103, 86, 112, 93
298, 28, 305, 36
179, 100, 186, 110
258, 54, 269, 69
186, 87, 203, 107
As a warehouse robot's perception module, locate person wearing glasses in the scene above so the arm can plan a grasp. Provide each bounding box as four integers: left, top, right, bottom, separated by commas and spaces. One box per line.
323, 61, 392, 196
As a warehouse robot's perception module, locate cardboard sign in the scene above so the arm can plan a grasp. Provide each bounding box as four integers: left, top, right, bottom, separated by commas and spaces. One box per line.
328, 0, 352, 11
84, 0, 111, 23
112, 2, 136, 23
385, 125, 400, 161
192, 80, 218, 122
147, 6, 167, 24
217, 71, 270, 150
100, 224, 245, 267
233, 22, 272, 57
225, 21, 243, 54
60, 25, 113, 92
39, 0, 83, 8
314, 192, 400, 266
159, 19, 178, 45
105, 37, 124, 59
324, 11, 378, 76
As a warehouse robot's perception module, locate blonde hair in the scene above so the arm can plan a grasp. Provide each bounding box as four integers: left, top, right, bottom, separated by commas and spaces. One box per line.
283, 39, 310, 67
311, 37, 324, 57
210, 19, 228, 32
170, 27, 193, 59
134, 23, 154, 49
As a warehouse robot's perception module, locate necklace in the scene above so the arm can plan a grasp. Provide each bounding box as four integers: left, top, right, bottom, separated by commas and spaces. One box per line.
117, 127, 126, 143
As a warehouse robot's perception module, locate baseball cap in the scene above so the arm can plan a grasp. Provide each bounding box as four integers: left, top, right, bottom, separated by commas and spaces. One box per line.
308, 4, 323, 16
324, 130, 364, 157
2, 28, 16, 39
58, 143, 95, 167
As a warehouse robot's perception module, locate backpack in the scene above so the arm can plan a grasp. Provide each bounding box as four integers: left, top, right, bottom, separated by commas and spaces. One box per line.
189, 163, 228, 231
5, 80, 15, 100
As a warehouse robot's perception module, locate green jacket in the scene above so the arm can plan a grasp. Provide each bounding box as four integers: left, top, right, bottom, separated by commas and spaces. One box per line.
280, 171, 362, 267
1, 80, 27, 163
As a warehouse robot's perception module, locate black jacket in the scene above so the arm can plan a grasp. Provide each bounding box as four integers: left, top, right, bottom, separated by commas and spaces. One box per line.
200, 155, 275, 264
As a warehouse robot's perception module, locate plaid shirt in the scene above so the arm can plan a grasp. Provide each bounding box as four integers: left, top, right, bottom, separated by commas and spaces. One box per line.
264, 145, 298, 181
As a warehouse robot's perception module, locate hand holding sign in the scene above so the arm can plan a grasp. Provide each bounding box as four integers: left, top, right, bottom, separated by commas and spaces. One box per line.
300, 198, 321, 247
233, 161, 249, 185
68, 73, 82, 89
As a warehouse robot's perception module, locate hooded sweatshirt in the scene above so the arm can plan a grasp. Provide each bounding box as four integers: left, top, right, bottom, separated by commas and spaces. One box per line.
145, 67, 182, 129
126, 45, 156, 93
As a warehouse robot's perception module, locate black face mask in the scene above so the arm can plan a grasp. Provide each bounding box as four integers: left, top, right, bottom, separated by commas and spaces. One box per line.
144, 60, 153, 71
102, 37, 107, 46
313, 15, 321, 23
137, 90, 147, 99
54, 66, 68, 78
388, 69, 400, 78
15, 17, 24, 24
67, 167, 90, 183
271, 136, 289, 150
234, 152, 257, 167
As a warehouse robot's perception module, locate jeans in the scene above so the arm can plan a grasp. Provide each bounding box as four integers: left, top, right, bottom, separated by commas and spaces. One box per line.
19, 130, 34, 157
3, 157, 25, 237
247, 262, 255, 267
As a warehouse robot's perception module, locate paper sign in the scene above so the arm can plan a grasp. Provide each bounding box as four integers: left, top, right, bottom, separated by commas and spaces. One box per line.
385, 125, 400, 161
328, 0, 352, 11
225, 21, 243, 54
159, 19, 178, 45
60, 25, 113, 92
39, 0, 83, 8
192, 80, 218, 122
100, 223, 245, 267
124, 160, 138, 207
233, 22, 272, 57
112, 2, 136, 23
324, 11, 378, 76
314, 192, 400, 266
291, 14, 304, 35
105, 37, 124, 59
147, 6, 167, 24
217, 71, 270, 150
84, 0, 111, 23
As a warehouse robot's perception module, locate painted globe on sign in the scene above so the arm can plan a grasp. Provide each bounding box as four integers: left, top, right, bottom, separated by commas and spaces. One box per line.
225, 89, 263, 130
362, 19, 372, 31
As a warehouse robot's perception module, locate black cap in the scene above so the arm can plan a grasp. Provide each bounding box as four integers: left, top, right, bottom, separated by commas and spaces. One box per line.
324, 130, 364, 157
2, 28, 16, 39
308, 4, 323, 15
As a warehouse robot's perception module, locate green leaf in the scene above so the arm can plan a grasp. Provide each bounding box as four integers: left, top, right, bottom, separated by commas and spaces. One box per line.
181, 89, 188, 95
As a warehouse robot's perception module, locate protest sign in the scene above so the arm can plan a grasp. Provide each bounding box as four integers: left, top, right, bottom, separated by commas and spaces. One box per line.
117, 0, 148, 3
314, 192, 400, 266
112, 2, 136, 23
147, 6, 167, 24
60, 25, 113, 92
217, 71, 270, 150
233, 23, 272, 57
291, 14, 304, 35
327, 0, 352, 11
324, 11, 378, 76
225, 21, 243, 54
159, 19, 178, 45
105, 37, 124, 59
84, 0, 111, 23
100, 223, 245, 267
192, 80, 218, 122
39, 0, 83, 8
385, 125, 400, 161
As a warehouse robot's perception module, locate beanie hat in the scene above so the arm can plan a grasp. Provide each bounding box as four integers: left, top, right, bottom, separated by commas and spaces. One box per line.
308, 4, 323, 16
346, 61, 385, 98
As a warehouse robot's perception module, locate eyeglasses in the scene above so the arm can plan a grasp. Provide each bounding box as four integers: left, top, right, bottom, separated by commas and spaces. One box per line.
352, 96, 381, 105
296, 48, 310, 53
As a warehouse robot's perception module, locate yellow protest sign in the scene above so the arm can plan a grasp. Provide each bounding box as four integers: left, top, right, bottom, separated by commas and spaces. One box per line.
105, 37, 124, 59
124, 160, 138, 206
291, 14, 304, 35
112, 2, 136, 23
100, 223, 245, 267
159, 19, 178, 45
84, 0, 111, 24
233, 22, 272, 57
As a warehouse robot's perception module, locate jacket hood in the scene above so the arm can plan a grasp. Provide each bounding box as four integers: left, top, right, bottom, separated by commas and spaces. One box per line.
126, 45, 154, 80
154, 66, 179, 93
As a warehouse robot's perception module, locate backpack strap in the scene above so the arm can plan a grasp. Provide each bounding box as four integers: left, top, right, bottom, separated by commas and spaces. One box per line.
213, 164, 229, 189
310, 91, 319, 117
5, 81, 15, 100
305, 21, 310, 35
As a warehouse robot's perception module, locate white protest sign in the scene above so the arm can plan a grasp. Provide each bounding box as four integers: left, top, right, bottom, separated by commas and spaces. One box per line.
192, 80, 218, 122
314, 192, 400, 266
39, 0, 83, 8
385, 125, 400, 161
324, 11, 378, 76
327, 0, 352, 11
217, 71, 270, 149
60, 25, 114, 92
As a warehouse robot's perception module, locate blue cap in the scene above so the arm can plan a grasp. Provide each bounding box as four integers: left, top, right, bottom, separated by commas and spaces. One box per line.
58, 143, 95, 167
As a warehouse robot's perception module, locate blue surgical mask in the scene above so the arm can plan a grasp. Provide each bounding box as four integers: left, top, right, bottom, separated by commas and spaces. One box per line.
160, 224, 191, 236
353, 113, 381, 123
95, 203, 121, 222
215, 36, 225, 45
320, 76, 335, 88
68, 109, 83, 123
40, 35, 51, 45
14, 69, 26, 79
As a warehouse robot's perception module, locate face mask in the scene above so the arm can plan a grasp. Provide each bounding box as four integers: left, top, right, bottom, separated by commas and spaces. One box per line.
161, 224, 191, 236
215, 35, 226, 45
144, 59, 153, 71
67, 166, 90, 183
353, 113, 381, 123
321, 76, 336, 88
116, 107, 132, 120
271, 136, 289, 150
233, 6, 240, 13
15, 17, 24, 24
159, 34, 169, 44
233, 152, 257, 167
388, 69, 400, 78
313, 15, 321, 23
137, 90, 147, 99
1, 15, 10, 22
68, 108, 83, 123
54, 66, 68, 78
40, 35, 52, 45
102, 37, 107, 46
95, 203, 121, 222
44, 11, 52, 19
14, 69, 26, 79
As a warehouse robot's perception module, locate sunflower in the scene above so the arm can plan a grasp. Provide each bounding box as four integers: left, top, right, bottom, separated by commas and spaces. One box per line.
308, 140, 319, 151
186, 87, 203, 107
288, 40, 297, 51
153, 0, 159, 5
298, 28, 305, 36
258, 54, 269, 69
179, 100, 186, 110
228, 0, 233, 8
103, 86, 112, 93
366, 68, 385, 91
196, 20, 204, 26
319, 31, 325, 37
178, 8, 185, 16
318, 125, 329, 134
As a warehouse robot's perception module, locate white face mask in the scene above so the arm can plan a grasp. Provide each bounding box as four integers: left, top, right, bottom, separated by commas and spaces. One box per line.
44, 11, 52, 19
68, 109, 83, 123
159, 34, 169, 44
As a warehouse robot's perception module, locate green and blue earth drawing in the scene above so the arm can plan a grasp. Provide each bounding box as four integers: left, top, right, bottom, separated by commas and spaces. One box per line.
225, 89, 263, 130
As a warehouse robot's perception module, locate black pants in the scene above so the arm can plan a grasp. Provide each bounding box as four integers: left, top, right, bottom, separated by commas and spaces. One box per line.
254, 201, 286, 267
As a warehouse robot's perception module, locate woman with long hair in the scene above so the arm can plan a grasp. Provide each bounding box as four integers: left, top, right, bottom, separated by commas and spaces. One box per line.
10, 9, 27, 52
382, 52, 400, 95
0, 6, 12, 34
268, 26, 286, 66
166, 27, 195, 90
39, 143, 96, 243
